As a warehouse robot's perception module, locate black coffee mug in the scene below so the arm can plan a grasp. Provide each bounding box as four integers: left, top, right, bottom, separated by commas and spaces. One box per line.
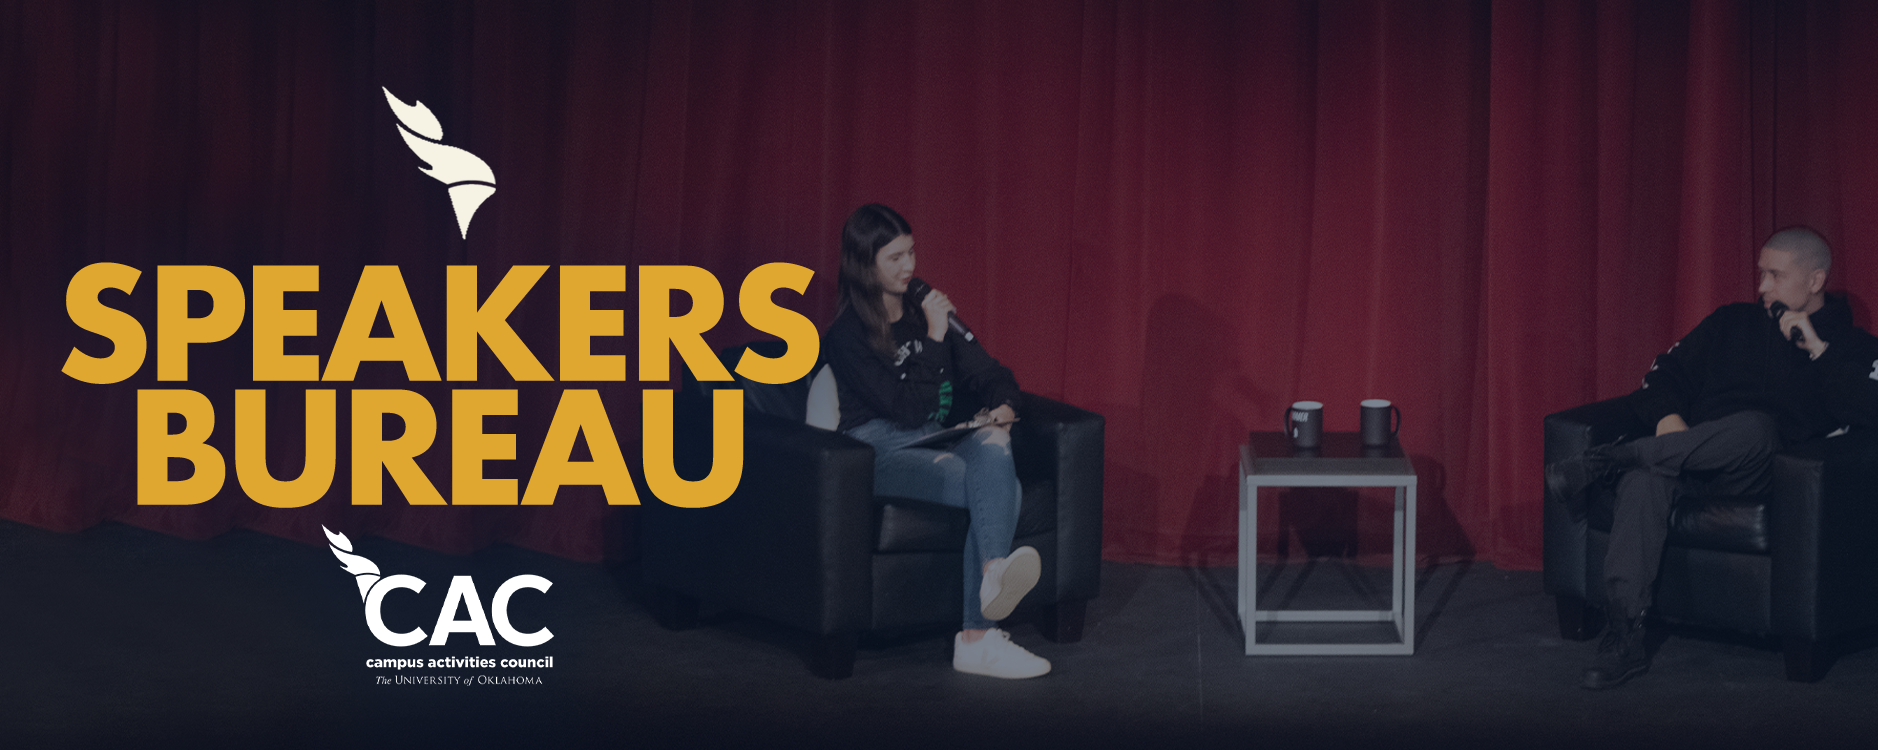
1360, 399, 1401, 447
1284, 401, 1324, 449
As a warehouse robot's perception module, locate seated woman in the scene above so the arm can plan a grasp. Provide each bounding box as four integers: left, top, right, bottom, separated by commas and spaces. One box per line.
825, 203, 1050, 680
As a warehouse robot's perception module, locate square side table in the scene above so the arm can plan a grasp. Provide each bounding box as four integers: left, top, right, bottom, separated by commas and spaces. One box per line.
1238, 431, 1417, 655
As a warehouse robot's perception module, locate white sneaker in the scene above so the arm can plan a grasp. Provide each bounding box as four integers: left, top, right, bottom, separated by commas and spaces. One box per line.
979, 546, 1041, 621
953, 629, 1051, 679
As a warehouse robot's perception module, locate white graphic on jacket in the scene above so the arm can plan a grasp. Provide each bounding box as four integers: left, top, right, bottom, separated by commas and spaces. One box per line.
889, 337, 952, 423
893, 339, 921, 367
1642, 341, 1680, 388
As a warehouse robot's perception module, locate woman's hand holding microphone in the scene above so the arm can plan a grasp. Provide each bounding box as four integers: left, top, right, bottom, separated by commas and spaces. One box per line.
920, 286, 956, 342
914, 280, 1018, 431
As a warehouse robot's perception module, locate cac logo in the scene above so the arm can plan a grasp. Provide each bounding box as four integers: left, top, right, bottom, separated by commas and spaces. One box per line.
324, 526, 552, 648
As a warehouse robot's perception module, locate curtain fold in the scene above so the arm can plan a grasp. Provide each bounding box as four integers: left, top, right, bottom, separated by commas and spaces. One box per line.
4, 0, 1872, 568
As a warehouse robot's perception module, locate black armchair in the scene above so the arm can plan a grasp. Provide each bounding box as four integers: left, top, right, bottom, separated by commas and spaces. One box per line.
641, 341, 1105, 678
1543, 395, 1878, 681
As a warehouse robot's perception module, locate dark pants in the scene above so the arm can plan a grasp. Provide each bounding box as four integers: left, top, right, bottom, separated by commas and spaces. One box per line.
1605, 410, 1780, 618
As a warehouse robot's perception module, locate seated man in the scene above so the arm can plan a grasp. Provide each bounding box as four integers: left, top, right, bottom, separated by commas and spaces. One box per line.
1546, 227, 1878, 689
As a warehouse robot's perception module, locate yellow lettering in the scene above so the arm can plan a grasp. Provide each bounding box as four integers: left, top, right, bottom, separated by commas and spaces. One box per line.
558, 266, 626, 381
643, 389, 740, 508
522, 389, 639, 505
351, 389, 446, 505
446, 266, 550, 381
734, 263, 819, 384
235, 389, 336, 508
62, 262, 146, 384
253, 266, 321, 381
157, 266, 246, 381
451, 389, 518, 505
324, 267, 441, 382
639, 265, 728, 382
137, 389, 225, 505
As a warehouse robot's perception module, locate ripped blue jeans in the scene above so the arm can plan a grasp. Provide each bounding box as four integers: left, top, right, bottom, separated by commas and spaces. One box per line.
846, 418, 1024, 630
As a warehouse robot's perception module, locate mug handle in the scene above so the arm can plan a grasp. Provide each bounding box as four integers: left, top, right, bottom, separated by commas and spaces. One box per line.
1283, 407, 1301, 438
1389, 405, 1402, 437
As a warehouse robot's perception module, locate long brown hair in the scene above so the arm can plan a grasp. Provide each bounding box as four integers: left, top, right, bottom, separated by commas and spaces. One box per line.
835, 203, 913, 359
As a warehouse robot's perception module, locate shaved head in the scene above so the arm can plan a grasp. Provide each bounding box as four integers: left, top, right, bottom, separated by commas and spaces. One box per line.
1764, 226, 1832, 275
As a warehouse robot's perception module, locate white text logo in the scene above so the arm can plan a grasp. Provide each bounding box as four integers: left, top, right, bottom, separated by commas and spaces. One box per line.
325, 526, 552, 648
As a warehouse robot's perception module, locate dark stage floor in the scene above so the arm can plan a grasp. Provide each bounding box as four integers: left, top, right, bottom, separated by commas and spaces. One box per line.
5, 518, 1876, 749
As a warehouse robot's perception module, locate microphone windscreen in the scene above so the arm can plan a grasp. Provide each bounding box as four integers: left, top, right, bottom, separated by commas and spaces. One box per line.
1768, 301, 1805, 344
906, 277, 932, 303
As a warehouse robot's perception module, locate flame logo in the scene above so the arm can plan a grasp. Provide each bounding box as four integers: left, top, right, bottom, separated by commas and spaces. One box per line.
382, 87, 496, 240
324, 525, 383, 601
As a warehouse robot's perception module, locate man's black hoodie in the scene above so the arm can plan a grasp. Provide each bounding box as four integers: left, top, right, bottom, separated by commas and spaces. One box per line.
1631, 293, 1878, 443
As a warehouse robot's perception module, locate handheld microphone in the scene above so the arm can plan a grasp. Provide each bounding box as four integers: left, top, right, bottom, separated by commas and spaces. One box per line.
905, 277, 976, 343
1769, 301, 1806, 345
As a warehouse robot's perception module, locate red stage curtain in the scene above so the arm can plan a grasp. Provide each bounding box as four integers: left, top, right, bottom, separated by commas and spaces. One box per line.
5, 1, 1876, 568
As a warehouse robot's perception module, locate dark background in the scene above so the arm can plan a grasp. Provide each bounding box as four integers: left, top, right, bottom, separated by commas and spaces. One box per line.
10, 1, 1878, 746
6, 0, 1878, 580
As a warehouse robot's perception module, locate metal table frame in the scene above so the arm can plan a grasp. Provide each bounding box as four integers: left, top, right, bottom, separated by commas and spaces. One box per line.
1237, 434, 1417, 655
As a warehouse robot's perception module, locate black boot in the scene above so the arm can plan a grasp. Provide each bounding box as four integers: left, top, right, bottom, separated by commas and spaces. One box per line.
1581, 610, 1650, 689
1545, 443, 1627, 520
